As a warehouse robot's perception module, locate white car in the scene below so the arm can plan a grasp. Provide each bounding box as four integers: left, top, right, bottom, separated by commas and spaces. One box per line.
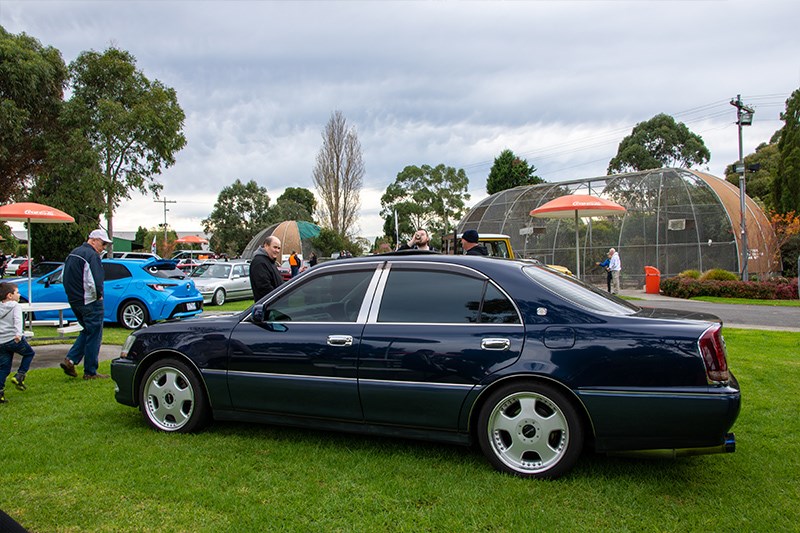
5, 257, 27, 276
189, 260, 252, 305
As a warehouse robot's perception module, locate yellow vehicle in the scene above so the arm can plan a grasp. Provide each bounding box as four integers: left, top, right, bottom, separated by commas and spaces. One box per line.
452, 232, 573, 276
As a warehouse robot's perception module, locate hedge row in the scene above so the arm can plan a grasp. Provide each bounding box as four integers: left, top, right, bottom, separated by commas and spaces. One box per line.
660, 277, 799, 300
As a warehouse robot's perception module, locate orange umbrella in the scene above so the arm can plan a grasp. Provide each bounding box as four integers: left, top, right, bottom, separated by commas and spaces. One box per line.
530, 194, 626, 278
0, 202, 75, 301
175, 235, 208, 244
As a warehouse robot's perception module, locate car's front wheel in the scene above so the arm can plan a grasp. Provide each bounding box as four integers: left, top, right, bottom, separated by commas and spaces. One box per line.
477, 382, 584, 479
139, 358, 209, 433
119, 300, 149, 329
212, 288, 226, 306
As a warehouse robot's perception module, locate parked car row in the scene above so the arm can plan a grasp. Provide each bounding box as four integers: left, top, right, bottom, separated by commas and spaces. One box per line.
110, 251, 740, 479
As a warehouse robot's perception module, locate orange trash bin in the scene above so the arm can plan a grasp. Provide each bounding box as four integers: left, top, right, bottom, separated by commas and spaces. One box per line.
644, 266, 661, 294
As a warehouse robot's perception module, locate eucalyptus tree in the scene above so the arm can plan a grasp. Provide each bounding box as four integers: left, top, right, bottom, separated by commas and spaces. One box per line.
380, 164, 470, 248
607, 113, 710, 174
0, 26, 68, 203
202, 179, 273, 257
63, 46, 187, 252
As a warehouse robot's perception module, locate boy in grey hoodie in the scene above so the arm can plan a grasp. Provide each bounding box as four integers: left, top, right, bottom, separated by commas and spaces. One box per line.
0, 282, 36, 403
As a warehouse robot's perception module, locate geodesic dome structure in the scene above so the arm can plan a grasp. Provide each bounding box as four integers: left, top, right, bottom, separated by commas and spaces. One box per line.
458, 168, 779, 288
241, 220, 321, 261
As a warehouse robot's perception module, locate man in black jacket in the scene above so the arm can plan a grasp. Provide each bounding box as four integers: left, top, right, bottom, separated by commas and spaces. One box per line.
461, 229, 489, 256
250, 236, 283, 302
61, 229, 112, 380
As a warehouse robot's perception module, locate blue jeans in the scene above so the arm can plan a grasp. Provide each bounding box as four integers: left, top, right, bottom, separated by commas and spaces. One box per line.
0, 337, 36, 390
66, 299, 105, 376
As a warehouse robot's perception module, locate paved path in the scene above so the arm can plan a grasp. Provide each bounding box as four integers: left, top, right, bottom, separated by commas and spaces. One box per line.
619, 288, 800, 332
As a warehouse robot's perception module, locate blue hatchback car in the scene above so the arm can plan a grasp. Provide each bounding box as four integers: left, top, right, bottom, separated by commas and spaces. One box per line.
16, 258, 203, 329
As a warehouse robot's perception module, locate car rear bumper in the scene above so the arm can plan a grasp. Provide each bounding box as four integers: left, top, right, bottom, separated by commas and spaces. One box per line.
576, 376, 741, 452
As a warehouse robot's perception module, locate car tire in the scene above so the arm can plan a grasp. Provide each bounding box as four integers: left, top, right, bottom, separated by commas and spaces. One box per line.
477, 381, 584, 479
212, 288, 226, 306
139, 358, 209, 433
119, 300, 150, 330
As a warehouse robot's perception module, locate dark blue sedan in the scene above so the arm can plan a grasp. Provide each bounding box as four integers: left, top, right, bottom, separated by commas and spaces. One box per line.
111, 252, 740, 478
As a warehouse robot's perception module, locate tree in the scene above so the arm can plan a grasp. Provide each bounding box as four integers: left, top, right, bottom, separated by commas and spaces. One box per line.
202, 179, 273, 257
63, 46, 187, 252
380, 164, 470, 248
309, 227, 354, 257
607, 113, 711, 174
312, 111, 364, 237
278, 187, 317, 219
267, 199, 313, 224
769, 210, 800, 277
0, 27, 68, 203
725, 139, 780, 212
486, 149, 543, 195
775, 88, 800, 214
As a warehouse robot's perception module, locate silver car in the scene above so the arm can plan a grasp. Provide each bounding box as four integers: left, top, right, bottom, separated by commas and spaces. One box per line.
189, 260, 252, 305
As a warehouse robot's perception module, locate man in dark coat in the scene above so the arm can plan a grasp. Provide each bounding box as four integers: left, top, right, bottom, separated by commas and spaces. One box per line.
61, 229, 112, 379
461, 229, 489, 256
249, 236, 283, 302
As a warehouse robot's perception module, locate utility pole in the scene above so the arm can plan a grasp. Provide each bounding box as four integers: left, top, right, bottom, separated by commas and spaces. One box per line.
730, 95, 754, 280
154, 198, 177, 247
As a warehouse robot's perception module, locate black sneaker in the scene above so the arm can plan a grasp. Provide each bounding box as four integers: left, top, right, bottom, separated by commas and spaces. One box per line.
10, 374, 26, 391
60, 358, 78, 378
0, 390, 6, 403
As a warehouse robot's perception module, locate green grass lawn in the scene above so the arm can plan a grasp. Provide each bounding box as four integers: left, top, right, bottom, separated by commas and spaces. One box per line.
2, 328, 798, 531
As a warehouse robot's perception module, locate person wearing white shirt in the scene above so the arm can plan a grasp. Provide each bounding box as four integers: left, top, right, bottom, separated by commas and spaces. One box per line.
608, 248, 621, 294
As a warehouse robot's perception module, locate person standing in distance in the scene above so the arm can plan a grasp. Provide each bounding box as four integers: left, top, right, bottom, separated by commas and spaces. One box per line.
250, 236, 283, 302
608, 247, 622, 295
461, 229, 488, 256
61, 229, 112, 380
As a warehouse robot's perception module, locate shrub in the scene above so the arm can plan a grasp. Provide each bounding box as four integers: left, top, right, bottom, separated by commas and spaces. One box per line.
700, 269, 739, 281
660, 276, 799, 300
679, 269, 701, 279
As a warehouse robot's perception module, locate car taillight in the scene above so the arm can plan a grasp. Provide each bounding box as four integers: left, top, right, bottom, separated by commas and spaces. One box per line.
698, 325, 729, 383
146, 283, 167, 292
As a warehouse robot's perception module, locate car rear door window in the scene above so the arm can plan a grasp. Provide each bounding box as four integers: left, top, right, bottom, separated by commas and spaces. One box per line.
377, 269, 519, 324
103, 263, 132, 281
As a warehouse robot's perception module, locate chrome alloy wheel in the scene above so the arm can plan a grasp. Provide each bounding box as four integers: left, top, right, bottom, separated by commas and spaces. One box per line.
143, 366, 196, 431
486, 391, 570, 474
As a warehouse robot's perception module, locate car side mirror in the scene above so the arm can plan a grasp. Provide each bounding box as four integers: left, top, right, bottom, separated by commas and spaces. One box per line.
252, 303, 265, 323
44, 279, 50, 288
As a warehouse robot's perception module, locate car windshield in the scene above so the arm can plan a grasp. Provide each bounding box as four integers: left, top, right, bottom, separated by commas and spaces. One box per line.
30, 262, 62, 277
192, 264, 231, 279
522, 265, 639, 315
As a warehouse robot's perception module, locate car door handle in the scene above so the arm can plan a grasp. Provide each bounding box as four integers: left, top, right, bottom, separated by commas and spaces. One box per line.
327, 335, 353, 347
481, 338, 510, 351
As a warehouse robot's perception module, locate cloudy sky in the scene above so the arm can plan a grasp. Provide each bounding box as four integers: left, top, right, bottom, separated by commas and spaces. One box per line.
2, 0, 798, 238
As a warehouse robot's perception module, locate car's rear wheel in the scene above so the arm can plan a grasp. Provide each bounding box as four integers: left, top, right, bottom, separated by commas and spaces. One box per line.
212, 288, 226, 306
139, 358, 209, 433
119, 300, 149, 329
477, 382, 583, 479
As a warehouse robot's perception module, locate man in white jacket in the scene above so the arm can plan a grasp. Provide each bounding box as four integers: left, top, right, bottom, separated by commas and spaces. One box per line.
608, 248, 622, 295
0, 282, 36, 403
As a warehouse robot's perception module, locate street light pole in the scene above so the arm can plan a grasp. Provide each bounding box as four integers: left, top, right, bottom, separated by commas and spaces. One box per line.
730, 94, 754, 280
